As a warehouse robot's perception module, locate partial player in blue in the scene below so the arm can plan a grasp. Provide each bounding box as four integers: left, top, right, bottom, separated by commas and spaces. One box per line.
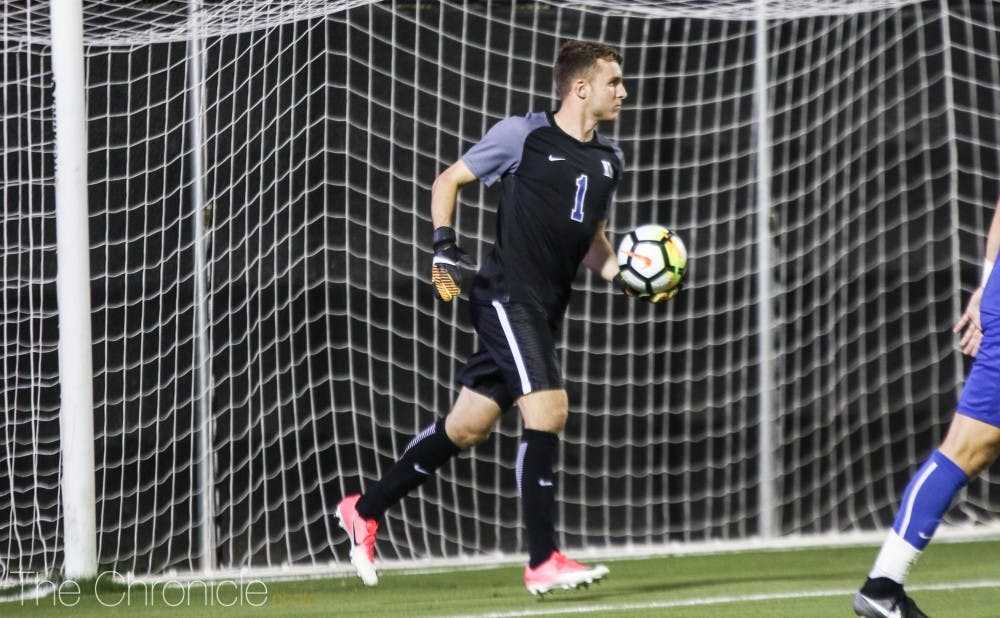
854, 198, 1000, 618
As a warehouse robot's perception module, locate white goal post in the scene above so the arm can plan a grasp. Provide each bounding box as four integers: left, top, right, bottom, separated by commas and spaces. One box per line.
49, 0, 98, 580
2, 0, 1000, 580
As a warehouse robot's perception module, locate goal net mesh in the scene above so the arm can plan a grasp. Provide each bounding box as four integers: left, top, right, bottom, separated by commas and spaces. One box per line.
2, 0, 999, 576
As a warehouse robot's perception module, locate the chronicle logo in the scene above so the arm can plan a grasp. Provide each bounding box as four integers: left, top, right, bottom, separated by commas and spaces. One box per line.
0, 564, 301, 608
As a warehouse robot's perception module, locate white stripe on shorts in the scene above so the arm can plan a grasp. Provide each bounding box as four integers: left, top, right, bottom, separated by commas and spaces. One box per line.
491, 300, 532, 395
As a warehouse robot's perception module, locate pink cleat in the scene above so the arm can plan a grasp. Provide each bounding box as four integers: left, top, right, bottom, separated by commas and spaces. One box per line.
524, 551, 609, 596
336, 494, 379, 586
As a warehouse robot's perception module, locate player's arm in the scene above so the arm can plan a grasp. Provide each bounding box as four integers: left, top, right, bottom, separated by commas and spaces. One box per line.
583, 222, 674, 303
430, 160, 478, 302
953, 196, 1000, 356
581, 220, 619, 282
431, 160, 478, 229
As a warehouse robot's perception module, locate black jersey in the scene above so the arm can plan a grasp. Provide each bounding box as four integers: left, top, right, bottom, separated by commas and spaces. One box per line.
462, 111, 624, 319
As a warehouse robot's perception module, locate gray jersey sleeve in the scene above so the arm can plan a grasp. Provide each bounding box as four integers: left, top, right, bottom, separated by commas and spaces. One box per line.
461, 114, 543, 187
612, 143, 625, 171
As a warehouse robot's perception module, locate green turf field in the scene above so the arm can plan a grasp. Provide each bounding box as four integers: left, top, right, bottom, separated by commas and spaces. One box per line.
5, 539, 999, 616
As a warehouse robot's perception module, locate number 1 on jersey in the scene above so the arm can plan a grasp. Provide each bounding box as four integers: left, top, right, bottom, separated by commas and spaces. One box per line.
571, 174, 588, 222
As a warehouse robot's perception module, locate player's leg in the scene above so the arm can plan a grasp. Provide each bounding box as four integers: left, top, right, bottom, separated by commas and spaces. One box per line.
354, 386, 502, 516
470, 302, 565, 568
463, 297, 567, 561
516, 388, 608, 595
484, 300, 607, 594
855, 306, 1000, 616
457, 299, 607, 593
517, 388, 569, 569
337, 384, 503, 585
855, 415, 1000, 614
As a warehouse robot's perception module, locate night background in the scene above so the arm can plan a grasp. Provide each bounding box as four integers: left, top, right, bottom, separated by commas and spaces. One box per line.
1, 0, 999, 576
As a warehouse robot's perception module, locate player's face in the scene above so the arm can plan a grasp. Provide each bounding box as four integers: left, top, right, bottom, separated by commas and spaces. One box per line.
588, 59, 627, 121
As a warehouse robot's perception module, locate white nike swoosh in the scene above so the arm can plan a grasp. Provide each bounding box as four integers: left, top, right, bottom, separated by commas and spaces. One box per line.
548, 155, 565, 162
861, 596, 901, 618
413, 463, 430, 475
538, 479, 553, 487
918, 532, 931, 539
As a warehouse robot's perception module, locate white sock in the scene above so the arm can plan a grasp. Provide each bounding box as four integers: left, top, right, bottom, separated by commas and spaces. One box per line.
869, 530, 921, 583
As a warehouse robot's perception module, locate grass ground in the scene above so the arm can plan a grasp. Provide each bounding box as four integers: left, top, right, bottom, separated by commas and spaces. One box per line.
5, 539, 999, 616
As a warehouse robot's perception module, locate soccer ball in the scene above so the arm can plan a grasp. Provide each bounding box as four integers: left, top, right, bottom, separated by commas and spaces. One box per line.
617, 224, 687, 296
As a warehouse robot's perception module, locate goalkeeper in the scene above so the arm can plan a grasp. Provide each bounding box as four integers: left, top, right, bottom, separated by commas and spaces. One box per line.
336, 40, 674, 594
853, 197, 1000, 618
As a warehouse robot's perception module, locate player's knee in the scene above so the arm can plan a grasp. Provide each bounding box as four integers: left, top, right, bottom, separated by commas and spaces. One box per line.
444, 388, 504, 448
444, 417, 493, 448
942, 445, 996, 478
519, 390, 569, 433
449, 425, 492, 448
540, 407, 568, 432
940, 415, 1000, 476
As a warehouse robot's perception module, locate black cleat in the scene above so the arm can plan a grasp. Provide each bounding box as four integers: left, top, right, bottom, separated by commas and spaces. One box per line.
853, 586, 928, 618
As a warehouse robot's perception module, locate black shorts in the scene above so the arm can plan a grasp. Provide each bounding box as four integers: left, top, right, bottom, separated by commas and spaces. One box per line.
456, 300, 563, 411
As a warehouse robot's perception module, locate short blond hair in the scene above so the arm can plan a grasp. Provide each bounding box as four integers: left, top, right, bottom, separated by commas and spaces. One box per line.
554, 40, 623, 99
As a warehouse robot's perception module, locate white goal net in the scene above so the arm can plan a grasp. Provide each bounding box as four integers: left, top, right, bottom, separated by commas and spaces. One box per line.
2, 0, 1000, 578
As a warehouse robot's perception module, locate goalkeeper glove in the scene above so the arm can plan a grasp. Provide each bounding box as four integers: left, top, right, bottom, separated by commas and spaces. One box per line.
431, 226, 475, 302
613, 273, 683, 304
613, 273, 640, 299
646, 285, 683, 303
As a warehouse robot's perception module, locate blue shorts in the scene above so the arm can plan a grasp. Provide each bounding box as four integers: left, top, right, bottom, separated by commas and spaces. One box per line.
956, 271, 1000, 426
456, 300, 563, 411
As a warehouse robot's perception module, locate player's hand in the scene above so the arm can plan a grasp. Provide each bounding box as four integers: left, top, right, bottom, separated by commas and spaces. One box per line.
613, 273, 640, 298
432, 226, 475, 302
953, 285, 985, 356
613, 274, 682, 303
645, 284, 683, 304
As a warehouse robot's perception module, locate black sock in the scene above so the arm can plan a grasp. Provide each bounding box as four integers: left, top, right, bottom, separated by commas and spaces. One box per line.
518, 429, 559, 568
356, 419, 460, 520
861, 577, 903, 597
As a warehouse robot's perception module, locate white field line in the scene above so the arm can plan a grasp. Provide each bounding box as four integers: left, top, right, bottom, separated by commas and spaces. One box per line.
450, 580, 1000, 618
5, 530, 1000, 604
89, 524, 1000, 584
0, 582, 55, 604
